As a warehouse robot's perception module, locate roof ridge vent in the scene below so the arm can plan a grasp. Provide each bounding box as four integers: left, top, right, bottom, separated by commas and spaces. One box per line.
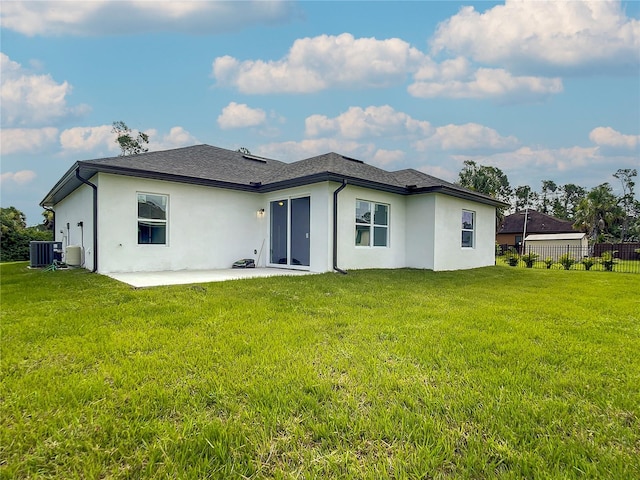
242, 154, 268, 164
341, 155, 364, 164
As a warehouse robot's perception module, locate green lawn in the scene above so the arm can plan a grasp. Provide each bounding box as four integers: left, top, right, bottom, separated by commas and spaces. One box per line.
1, 263, 639, 479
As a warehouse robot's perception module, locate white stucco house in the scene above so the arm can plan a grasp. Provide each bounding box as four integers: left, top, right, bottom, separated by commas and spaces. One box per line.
41, 144, 507, 274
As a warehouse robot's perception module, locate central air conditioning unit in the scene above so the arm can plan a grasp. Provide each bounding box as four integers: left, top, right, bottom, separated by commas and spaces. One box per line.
29, 241, 63, 268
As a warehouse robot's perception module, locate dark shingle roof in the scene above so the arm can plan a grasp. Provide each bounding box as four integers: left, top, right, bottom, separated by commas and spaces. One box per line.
498, 210, 576, 234
264, 152, 398, 185
41, 144, 507, 207
84, 144, 285, 185
392, 168, 471, 190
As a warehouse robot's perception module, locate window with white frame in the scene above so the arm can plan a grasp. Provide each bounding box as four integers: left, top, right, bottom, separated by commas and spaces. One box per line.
355, 200, 389, 247
461, 209, 475, 248
137, 193, 168, 244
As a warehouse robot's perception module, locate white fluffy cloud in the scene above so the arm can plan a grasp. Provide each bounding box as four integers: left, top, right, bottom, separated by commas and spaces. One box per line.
454, 145, 631, 190
1, 170, 36, 185
409, 66, 563, 101
59, 125, 117, 154
213, 33, 425, 94
1, 127, 59, 155
303, 105, 517, 154
414, 123, 519, 151
0, 1, 295, 36
431, 0, 640, 72
146, 127, 199, 151
306, 105, 432, 139
0, 53, 89, 127
371, 149, 405, 167
589, 127, 639, 150
217, 102, 267, 129
212, 33, 563, 102
58, 124, 198, 156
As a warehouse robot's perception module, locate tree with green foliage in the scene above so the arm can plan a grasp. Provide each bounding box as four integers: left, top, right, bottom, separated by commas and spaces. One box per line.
512, 185, 538, 212
40, 209, 54, 231
613, 168, 637, 241
626, 201, 640, 242
573, 183, 624, 242
553, 183, 586, 220
458, 160, 512, 226
540, 180, 558, 214
1, 207, 52, 262
112, 121, 149, 156
457, 160, 511, 203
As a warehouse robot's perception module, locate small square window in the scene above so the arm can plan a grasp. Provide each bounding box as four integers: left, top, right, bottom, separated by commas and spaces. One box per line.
355, 200, 389, 247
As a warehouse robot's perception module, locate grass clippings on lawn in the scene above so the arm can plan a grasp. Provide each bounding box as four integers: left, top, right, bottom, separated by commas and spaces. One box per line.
1, 263, 639, 479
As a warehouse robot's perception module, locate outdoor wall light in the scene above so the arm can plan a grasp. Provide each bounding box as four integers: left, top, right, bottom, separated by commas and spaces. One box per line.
257, 208, 265, 217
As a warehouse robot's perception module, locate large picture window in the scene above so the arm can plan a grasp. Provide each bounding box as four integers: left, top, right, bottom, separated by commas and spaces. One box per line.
355, 200, 388, 247
138, 193, 167, 244
461, 210, 475, 248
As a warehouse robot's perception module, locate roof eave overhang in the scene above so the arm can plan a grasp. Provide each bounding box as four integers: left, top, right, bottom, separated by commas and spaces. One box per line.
409, 185, 509, 208
82, 163, 263, 192
40, 162, 84, 207
41, 162, 266, 207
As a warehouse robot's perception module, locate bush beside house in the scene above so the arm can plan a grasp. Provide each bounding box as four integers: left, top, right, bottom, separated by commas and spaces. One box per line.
1, 207, 53, 262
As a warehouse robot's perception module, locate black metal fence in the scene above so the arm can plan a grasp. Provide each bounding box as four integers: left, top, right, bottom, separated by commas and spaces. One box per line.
497, 244, 640, 273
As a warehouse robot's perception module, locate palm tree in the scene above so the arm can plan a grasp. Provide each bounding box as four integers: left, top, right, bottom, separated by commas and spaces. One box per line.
573, 183, 624, 242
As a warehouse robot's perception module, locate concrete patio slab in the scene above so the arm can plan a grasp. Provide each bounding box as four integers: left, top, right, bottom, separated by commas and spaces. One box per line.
106, 268, 315, 288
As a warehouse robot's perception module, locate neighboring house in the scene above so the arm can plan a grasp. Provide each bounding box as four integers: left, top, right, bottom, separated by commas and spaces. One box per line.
496, 210, 575, 252
41, 144, 507, 274
524, 233, 588, 260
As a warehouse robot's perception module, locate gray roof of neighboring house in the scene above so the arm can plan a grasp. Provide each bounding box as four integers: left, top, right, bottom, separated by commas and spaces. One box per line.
498, 210, 576, 234
41, 144, 507, 207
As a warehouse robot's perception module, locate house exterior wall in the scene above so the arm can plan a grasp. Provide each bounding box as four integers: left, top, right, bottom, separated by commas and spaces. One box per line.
263, 183, 332, 274
432, 194, 496, 271
335, 184, 407, 270
496, 233, 519, 248
405, 194, 436, 269
53, 178, 96, 269
94, 174, 264, 273
53, 175, 499, 274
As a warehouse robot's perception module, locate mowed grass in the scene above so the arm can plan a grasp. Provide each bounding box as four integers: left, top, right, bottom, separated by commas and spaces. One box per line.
1, 263, 639, 479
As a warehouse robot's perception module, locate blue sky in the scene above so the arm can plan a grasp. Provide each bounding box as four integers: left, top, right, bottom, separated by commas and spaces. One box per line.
1, 0, 639, 225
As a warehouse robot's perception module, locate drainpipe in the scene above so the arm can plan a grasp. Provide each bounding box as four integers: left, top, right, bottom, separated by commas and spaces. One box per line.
333, 180, 348, 274
75, 168, 98, 273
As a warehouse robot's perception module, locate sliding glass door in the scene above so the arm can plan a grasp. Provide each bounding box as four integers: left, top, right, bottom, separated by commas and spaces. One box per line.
270, 196, 310, 268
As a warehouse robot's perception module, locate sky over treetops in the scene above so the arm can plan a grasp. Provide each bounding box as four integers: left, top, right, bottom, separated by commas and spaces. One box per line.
1, 0, 639, 224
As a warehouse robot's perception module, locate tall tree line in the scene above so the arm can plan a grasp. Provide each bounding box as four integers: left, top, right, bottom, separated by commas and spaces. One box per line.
457, 161, 639, 242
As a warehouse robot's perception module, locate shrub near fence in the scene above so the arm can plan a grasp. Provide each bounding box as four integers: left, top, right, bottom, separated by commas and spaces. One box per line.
499, 244, 640, 273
